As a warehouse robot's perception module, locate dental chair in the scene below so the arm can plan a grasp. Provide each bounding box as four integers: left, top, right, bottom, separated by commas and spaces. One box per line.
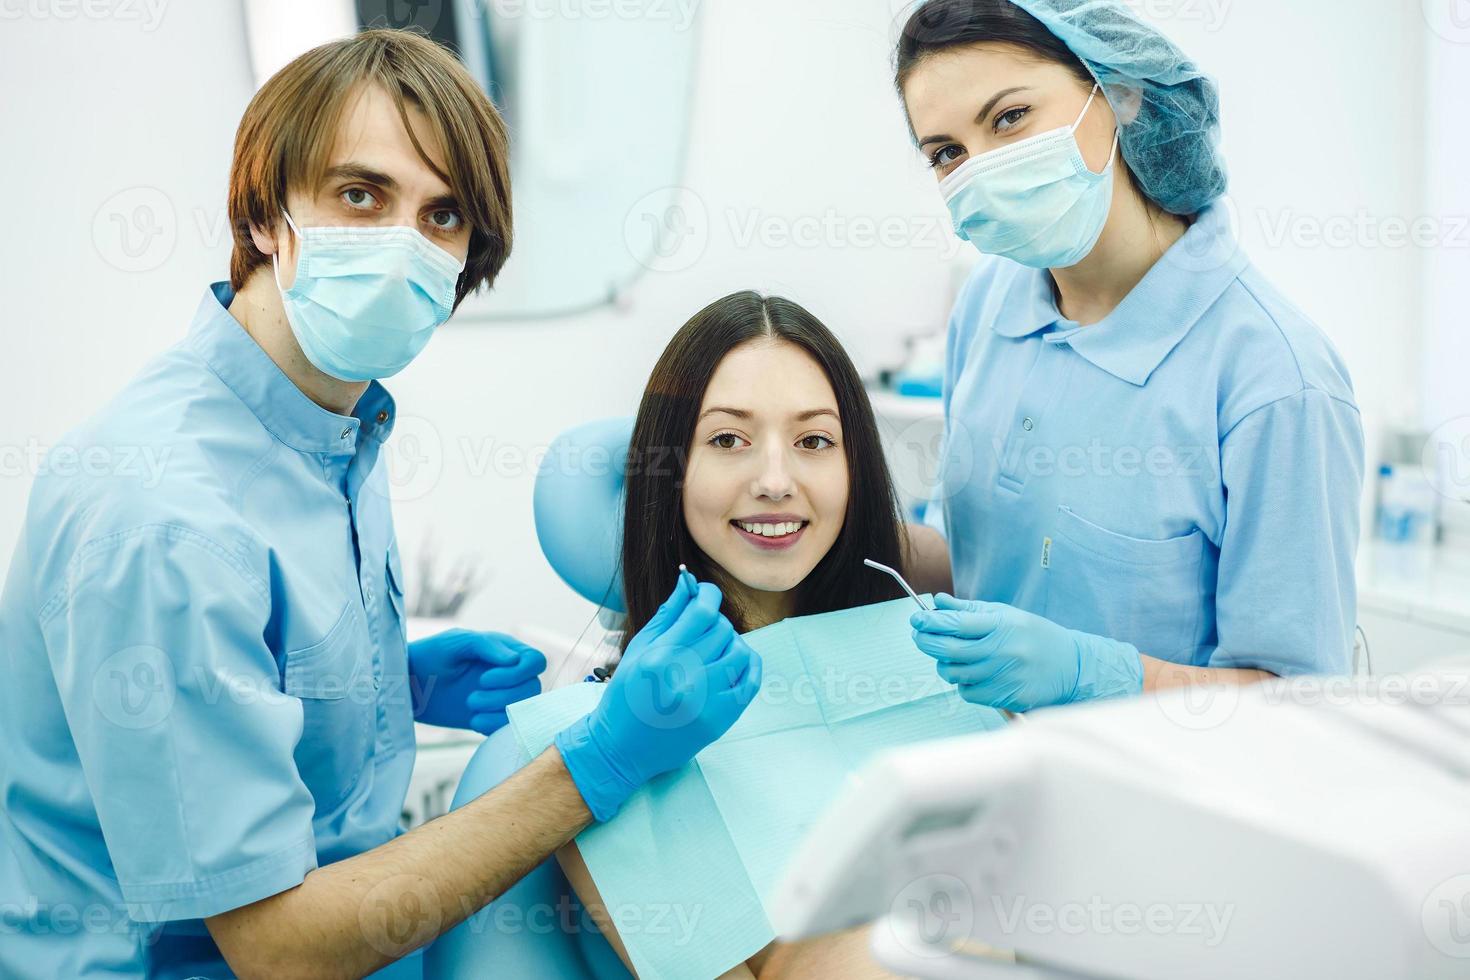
425, 418, 635, 980
771, 662, 1470, 980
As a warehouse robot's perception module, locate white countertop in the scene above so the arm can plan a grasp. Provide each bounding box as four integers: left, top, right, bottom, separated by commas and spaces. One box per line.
867, 388, 943, 423
1357, 543, 1470, 634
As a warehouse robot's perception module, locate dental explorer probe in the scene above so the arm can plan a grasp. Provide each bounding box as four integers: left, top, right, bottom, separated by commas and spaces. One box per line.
867, 558, 1020, 723
862, 559, 933, 610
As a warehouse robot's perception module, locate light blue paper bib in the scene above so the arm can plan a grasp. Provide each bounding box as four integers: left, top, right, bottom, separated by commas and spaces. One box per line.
508, 596, 1008, 979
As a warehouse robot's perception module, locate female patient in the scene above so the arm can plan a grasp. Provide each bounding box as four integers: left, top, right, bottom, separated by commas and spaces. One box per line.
432, 291, 944, 979
592, 289, 950, 979
618, 289, 917, 646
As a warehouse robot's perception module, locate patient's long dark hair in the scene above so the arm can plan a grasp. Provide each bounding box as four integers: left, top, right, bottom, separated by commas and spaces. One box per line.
618, 291, 906, 651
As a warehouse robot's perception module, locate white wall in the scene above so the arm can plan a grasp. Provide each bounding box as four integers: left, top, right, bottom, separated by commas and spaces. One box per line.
1158, 0, 1429, 536
0, 0, 1446, 646
0, 3, 257, 567
1419, 15, 1470, 468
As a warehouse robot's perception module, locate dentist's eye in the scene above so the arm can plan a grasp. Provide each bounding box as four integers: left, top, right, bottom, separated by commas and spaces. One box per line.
342, 187, 379, 209
427, 209, 463, 234
927, 144, 965, 171
994, 106, 1030, 134
798, 434, 836, 451
709, 432, 748, 451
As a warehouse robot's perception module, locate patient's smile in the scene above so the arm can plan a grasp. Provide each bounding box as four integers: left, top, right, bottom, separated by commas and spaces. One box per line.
683, 338, 849, 599
731, 516, 810, 550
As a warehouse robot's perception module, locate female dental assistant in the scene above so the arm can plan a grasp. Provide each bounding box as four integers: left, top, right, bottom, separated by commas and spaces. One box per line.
902, 0, 1365, 710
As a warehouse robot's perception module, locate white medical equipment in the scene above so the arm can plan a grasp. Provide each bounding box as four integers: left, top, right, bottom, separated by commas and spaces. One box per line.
771, 662, 1470, 979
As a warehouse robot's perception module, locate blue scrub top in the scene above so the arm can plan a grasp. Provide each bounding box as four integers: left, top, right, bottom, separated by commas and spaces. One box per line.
930, 203, 1365, 676
0, 284, 416, 977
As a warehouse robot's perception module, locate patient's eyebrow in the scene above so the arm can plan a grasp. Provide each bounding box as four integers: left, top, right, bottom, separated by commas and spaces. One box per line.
698, 407, 840, 423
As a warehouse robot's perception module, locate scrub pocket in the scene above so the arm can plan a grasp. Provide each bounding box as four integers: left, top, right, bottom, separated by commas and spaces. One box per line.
283, 600, 375, 810
385, 540, 407, 627
1044, 505, 1204, 661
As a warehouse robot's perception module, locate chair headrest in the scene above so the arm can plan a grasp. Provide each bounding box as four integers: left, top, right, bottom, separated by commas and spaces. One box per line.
533, 416, 634, 614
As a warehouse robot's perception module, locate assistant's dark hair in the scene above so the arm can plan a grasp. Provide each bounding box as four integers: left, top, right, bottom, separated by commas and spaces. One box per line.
894, 0, 1160, 215
618, 291, 906, 651
895, 0, 1093, 94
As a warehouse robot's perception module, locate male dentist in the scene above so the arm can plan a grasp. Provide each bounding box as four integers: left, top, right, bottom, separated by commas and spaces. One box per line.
0, 29, 760, 978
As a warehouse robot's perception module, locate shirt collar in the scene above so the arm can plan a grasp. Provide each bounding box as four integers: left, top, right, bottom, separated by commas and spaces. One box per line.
991, 202, 1250, 386
185, 282, 398, 456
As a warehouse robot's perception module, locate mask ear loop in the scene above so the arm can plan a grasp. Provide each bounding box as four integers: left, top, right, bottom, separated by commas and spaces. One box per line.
1072, 84, 1122, 174
1071, 83, 1102, 130
272, 209, 303, 293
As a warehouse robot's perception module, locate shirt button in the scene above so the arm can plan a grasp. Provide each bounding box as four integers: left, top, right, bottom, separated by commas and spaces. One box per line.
1022, 417, 1035, 432
340, 427, 352, 440
376, 410, 389, 424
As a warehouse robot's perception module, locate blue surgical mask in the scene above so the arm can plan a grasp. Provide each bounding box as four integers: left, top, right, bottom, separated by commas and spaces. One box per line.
273, 210, 465, 382
941, 85, 1120, 269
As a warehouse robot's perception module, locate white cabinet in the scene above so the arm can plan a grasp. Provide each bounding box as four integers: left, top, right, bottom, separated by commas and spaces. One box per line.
1356, 607, 1470, 676
868, 389, 945, 524
1357, 546, 1470, 677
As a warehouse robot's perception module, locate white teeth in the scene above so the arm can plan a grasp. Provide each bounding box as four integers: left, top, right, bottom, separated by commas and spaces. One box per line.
736, 521, 804, 537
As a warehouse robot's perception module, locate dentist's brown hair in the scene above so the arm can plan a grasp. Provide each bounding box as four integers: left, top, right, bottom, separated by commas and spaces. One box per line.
227, 28, 512, 309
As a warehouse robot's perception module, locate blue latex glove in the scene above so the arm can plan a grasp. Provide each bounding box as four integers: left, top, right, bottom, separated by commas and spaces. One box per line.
554, 569, 763, 822
409, 629, 547, 734
910, 594, 1143, 713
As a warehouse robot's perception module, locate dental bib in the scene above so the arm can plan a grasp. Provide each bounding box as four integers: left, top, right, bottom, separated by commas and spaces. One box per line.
506, 596, 1008, 978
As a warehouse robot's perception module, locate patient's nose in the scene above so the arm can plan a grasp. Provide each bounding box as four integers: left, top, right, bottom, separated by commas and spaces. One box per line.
751, 446, 796, 500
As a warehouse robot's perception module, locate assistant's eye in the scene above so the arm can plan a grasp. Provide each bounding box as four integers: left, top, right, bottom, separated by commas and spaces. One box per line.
927, 144, 966, 172
341, 187, 379, 210
708, 431, 748, 451
427, 209, 463, 234
994, 106, 1031, 134
798, 434, 836, 451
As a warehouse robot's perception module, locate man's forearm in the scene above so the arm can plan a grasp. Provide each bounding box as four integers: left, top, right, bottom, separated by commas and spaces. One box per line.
208, 746, 591, 979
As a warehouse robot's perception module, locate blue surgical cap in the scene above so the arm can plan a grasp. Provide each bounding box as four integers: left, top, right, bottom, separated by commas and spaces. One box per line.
1004, 0, 1227, 215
